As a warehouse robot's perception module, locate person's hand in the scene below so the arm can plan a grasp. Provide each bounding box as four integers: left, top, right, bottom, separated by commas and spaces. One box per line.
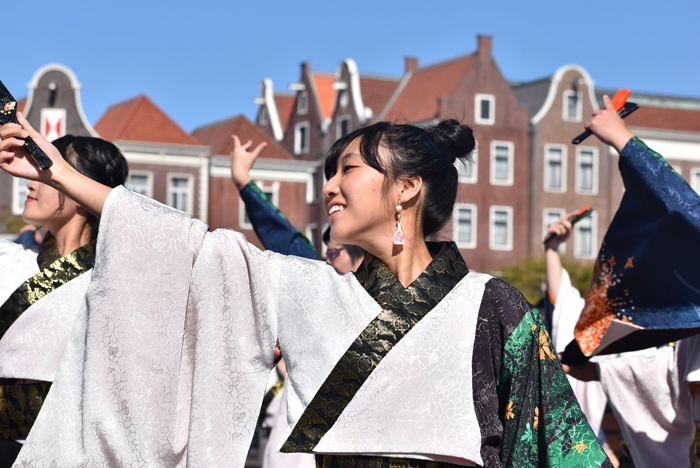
230, 135, 267, 190
544, 211, 575, 251
584, 95, 634, 153
560, 358, 599, 382
0, 112, 68, 184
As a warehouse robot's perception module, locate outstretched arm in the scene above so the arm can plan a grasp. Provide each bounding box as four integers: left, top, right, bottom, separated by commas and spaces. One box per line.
585, 95, 635, 152
0, 113, 111, 216
544, 212, 575, 300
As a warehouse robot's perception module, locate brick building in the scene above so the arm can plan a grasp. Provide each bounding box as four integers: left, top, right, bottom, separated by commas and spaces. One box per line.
94, 95, 211, 221
192, 114, 321, 252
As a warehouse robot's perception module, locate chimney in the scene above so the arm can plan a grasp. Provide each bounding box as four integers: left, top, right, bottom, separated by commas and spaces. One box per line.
301, 61, 310, 75
477, 35, 492, 57
404, 56, 419, 73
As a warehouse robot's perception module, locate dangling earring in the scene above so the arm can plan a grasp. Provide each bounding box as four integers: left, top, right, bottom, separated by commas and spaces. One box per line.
394, 195, 405, 245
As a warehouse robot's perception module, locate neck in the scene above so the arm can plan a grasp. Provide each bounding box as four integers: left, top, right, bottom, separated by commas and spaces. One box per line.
50, 219, 93, 257
364, 230, 433, 288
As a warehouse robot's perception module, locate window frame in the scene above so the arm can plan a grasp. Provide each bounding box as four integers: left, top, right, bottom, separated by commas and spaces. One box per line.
297, 91, 308, 115
336, 114, 351, 139
542, 207, 567, 254
562, 90, 583, 122
575, 146, 599, 195
489, 205, 513, 251
574, 210, 598, 259
474, 93, 495, 126
543, 143, 567, 193
456, 140, 478, 184
11, 177, 31, 216
489, 140, 514, 186
166, 173, 195, 215
127, 170, 154, 198
239, 181, 280, 230
294, 121, 310, 155
452, 203, 477, 249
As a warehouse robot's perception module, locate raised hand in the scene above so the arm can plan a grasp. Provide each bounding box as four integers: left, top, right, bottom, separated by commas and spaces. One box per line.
584, 95, 634, 152
544, 211, 576, 251
0, 112, 67, 183
230, 135, 267, 190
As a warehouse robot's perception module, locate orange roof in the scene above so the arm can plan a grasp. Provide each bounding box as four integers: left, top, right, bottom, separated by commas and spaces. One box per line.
312, 72, 336, 120
359, 76, 401, 119
625, 106, 700, 133
192, 114, 293, 160
274, 93, 295, 132
383, 54, 476, 123
94, 95, 199, 145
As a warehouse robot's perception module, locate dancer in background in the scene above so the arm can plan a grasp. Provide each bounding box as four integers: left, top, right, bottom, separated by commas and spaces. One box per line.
0, 133, 127, 467
1, 113, 610, 467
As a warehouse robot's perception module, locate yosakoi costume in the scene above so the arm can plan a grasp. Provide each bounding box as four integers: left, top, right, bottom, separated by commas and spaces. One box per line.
0, 235, 94, 464
16, 187, 610, 467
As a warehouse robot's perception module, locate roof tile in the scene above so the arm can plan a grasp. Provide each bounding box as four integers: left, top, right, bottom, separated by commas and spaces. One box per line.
274, 93, 295, 132
359, 76, 401, 119
313, 73, 336, 120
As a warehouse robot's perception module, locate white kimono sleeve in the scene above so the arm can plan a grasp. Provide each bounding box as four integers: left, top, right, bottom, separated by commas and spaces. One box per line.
550, 269, 607, 435
15, 187, 282, 467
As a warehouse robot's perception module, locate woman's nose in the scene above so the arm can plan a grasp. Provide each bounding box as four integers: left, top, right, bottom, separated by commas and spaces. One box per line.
322, 175, 339, 200
27, 180, 38, 192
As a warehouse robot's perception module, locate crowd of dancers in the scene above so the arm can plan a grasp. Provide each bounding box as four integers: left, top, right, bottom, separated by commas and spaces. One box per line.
0, 94, 698, 468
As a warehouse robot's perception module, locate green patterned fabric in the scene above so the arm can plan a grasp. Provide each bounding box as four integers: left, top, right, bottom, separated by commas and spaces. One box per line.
498, 308, 608, 467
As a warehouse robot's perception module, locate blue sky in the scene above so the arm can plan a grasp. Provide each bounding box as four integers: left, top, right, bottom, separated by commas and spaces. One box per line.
4, 0, 699, 132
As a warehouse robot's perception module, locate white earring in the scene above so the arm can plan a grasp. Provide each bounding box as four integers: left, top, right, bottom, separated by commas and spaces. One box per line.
393, 196, 405, 245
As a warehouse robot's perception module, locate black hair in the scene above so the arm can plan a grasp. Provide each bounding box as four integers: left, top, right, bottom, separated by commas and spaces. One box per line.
52, 135, 129, 236
322, 226, 365, 263
324, 119, 475, 237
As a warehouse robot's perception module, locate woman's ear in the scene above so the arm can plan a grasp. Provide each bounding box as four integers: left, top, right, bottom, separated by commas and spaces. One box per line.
397, 176, 423, 205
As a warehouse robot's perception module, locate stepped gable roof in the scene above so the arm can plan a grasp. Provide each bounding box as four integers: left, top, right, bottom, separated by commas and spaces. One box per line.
359, 74, 401, 119
94, 94, 199, 145
274, 92, 295, 132
192, 114, 293, 160
382, 53, 476, 123
312, 71, 336, 120
511, 77, 552, 119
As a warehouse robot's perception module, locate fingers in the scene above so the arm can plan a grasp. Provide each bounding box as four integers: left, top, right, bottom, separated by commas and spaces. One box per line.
0, 137, 26, 152
251, 141, 267, 158
16, 112, 39, 138
0, 123, 28, 141
241, 139, 253, 151
602, 94, 614, 111
231, 135, 241, 149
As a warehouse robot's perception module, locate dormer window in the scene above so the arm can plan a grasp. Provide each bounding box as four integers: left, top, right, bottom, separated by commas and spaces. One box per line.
297, 91, 308, 115
339, 91, 349, 108
563, 90, 582, 122
474, 94, 495, 125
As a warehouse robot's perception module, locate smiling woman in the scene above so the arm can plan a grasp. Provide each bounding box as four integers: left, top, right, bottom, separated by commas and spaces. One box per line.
0, 115, 611, 467
0, 131, 127, 467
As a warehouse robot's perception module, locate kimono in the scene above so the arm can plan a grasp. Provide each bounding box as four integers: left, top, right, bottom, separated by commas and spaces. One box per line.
0, 235, 95, 441
16, 187, 611, 467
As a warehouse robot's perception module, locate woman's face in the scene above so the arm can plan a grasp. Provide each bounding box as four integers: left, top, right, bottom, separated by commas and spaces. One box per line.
322, 140, 395, 248
22, 180, 79, 232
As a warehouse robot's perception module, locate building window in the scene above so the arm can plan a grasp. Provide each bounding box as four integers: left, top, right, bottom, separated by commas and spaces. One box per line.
337, 115, 350, 139
474, 94, 495, 125
542, 208, 566, 253
576, 147, 598, 194
490, 141, 514, 186
489, 205, 513, 251
563, 90, 582, 122
295, 122, 310, 155
544, 144, 567, 192
456, 141, 478, 183
240, 181, 279, 229
453, 203, 477, 249
574, 211, 597, 259
691, 168, 700, 194
12, 177, 31, 215
259, 107, 268, 127
297, 91, 308, 115
339, 91, 349, 108
127, 171, 153, 198
167, 174, 194, 215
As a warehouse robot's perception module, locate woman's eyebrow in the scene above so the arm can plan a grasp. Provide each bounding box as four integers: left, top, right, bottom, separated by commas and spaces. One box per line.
340, 151, 360, 165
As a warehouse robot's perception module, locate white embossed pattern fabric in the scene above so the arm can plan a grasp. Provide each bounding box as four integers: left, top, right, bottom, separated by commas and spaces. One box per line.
313, 272, 490, 466
0, 240, 39, 303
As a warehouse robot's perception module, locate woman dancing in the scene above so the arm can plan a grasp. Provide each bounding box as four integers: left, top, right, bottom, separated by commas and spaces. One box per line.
0, 132, 127, 466
0, 112, 610, 467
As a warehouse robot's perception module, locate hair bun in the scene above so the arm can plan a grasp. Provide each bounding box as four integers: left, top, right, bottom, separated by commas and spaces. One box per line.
428, 119, 476, 164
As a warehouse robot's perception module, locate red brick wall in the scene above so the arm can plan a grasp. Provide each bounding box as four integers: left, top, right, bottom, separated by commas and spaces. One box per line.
127, 162, 202, 218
